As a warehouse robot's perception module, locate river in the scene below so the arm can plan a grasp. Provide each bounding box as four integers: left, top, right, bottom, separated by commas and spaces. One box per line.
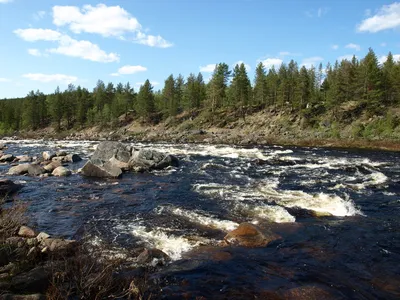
0, 139, 399, 299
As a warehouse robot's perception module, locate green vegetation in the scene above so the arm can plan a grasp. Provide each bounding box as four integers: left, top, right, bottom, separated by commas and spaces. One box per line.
1, 48, 400, 140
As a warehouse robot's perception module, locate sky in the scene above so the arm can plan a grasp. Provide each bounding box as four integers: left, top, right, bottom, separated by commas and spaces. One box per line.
0, 0, 399, 98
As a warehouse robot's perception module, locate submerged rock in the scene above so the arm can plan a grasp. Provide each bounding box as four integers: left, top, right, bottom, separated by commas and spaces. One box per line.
224, 223, 277, 248
136, 248, 171, 266
0, 179, 22, 196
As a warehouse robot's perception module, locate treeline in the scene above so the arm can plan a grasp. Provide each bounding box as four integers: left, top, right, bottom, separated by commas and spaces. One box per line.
1, 48, 400, 134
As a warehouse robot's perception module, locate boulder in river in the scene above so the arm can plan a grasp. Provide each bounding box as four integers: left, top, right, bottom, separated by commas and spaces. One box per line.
27, 165, 46, 176
128, 149, 179, 171
65, 153, 82, 163
81, 159, 122, 178
0, 154, 15, 163
42, 151, 56, 161
43, 161, 62, 173
224, 223, 277, 248
92, 141, 132, 163
136, 248, 171, 266
0, 143, 6, 150
52, 166, 72, 177
15, 155, 32, 163
0, 179, 22, 196
8, 164, 30, 175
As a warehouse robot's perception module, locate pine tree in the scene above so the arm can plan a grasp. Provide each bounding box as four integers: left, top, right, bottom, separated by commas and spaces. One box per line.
136, 80, 155, 121
162, 75, 176, 117
253, 62, 268, 106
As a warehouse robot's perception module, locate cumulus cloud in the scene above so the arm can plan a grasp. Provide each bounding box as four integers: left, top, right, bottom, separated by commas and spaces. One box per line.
0, 0, 13, 3
110, 65, 147, 76
15, 28, 119, 63
22, 73, 77, 84
301, 56, 324, 68
260, 58, 283, 69
200, 64, 217, 72
345, 43, 361, 51
47, 36, 119, 63
379, 54, 400, 64
357, 2, 400, 33
14, 28, 62, 42
27, 49, 42, 56
52, 4, 172, 48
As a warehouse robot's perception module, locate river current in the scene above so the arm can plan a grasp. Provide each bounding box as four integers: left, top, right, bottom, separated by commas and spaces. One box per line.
0, 139, 399, 299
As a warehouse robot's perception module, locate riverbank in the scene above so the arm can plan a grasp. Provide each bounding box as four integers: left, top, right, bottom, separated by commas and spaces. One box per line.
4, 109, 400, 152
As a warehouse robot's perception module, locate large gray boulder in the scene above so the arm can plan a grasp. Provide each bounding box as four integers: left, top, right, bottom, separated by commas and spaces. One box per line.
92, 141, 132, 163
52, 166, 72, 177
81, 159, 122, 178
8, 164, 30, 175
27, 165, 46, 176
129, 149, 179, 171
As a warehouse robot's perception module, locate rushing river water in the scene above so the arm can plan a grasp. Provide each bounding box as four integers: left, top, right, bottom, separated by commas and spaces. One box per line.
0, 139, 399, 299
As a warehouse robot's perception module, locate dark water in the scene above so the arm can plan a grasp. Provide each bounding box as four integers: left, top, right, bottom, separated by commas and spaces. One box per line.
1, 139, 399, 299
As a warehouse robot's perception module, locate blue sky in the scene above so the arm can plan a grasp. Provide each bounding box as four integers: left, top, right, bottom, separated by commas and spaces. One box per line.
0, 0, 399, 98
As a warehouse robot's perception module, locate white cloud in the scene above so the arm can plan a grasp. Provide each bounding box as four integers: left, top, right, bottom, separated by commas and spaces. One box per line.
260, 58, 283, 69
0, 0, 13, 3
111, 65, 147, 76
233, 61, 251, 72
345, 43, 361, 51
47, 35, 119, 63
15, 28, 119, 63
135, 32, 173, 48
22, 73, 77, 84
200, 64, 217, 72
301, 56, 323, 68
53, 4, 141, 36
0, 78, 11, 82
331, 44, 339, 50
14, 28, 62, 42
28, 49, 42, 56
33, 11, 46, 21
379, 54, 400, 64
52, 4, 172, 48
381, 42, 387, 47
338, 55, 356, 61
358, 2, 400, 33
278, 51, 301, 57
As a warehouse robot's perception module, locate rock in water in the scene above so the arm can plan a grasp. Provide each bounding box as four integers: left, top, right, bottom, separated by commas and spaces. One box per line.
137, 248, 171, 266
0, 179, 22, 196
42, 151, 56, 161
224, 223, 277, 248
52, 166, 72, 177
16, 155, 32, 163
129, 149, 179, 171
43, 161, 62, 173
27, 164, 46, 176
0, 143, 6, 150
81, 159, 122, 178
0, 154, 15, 162
65, 153, 82, 163
92, 141, 132, 163
8, 164, 30, 175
